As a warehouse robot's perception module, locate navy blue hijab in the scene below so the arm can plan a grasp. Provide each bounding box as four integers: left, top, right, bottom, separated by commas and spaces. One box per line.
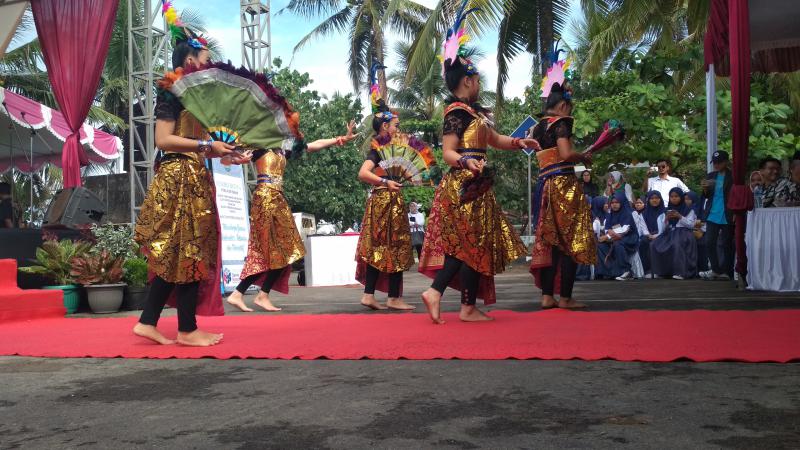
605, 191, 636, 231
666, 187, 690, 226
684, 191, 703, 219
642, 190, 665, 234
591, 196, 608, 221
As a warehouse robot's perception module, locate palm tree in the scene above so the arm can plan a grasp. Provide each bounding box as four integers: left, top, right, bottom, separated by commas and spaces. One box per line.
578, 0, 709, 76
281, 0, 429, 98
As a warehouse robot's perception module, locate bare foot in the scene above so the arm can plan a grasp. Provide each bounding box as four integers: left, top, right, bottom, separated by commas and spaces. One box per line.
226, 291, 254, 312
177, 329, 223, 347
386, 297, 416, 311
541, 294, 557, 309
558, 298, 588, 310
133, 323, 175, 345
459, 305, 494, 322
254, 292, 282, 312
361, 294, 387, 310
421, 288, 445, 324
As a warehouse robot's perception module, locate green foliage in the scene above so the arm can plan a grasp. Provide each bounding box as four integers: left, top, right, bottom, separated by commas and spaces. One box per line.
70, 250, 125, 285
90, 224, 137, 261
18, 238, 92, 286
123, 256, 149, 289
271, 60, 367, 225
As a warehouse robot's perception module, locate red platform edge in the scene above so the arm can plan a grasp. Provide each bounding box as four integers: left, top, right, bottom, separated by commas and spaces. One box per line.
0, 259, 66, 323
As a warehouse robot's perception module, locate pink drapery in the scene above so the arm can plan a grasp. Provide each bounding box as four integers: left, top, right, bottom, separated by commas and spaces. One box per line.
31, 0, 119, 188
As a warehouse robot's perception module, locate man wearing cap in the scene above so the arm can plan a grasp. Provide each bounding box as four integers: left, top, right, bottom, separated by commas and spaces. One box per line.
700, 150, 734, 280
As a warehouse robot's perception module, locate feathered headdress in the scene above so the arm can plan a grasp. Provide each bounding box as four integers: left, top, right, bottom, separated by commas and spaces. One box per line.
440, 0, 479, 77
540, 39, 573, 99
162, 0, 208, 50
370, 60, 394, 123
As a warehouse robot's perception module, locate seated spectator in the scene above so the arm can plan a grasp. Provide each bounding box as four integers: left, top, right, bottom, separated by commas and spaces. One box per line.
581, 170, 599, 199
774, 159, 800, 207
643, 158, 689, 202
595, 193, 639, 281
759, 157, 784, 207
751, 170, 765, 207
591, 196, 609, 237
637, 191, 665, 277
685, 191, 708, 273
651, 187, 698, 280
604, 171, 634, 203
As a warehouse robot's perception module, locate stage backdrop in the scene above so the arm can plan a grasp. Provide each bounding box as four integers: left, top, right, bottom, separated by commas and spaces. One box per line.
211, 160, 250, 293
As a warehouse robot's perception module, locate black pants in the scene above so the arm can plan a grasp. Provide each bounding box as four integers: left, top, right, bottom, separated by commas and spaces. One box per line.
413, 245, 423, 260
431, 254, 480, 306
539, 246, 578, 298
235, 267, 286, 294
138, 276, 198, 333
363, 264, 402, 298
706, 221, 734, 277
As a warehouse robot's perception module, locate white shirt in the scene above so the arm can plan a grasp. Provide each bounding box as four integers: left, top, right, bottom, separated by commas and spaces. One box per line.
647, 175, 690, 202
408, 212, 425, 232
665, 209, 696, 229
634, 211, 665, 237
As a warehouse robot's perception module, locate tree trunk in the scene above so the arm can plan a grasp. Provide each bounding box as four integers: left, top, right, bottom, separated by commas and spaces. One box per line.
373, 24, 388, 102
539, 0, 554, 76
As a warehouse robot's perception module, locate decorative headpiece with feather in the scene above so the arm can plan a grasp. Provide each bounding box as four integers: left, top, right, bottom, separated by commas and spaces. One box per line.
370, 61, 394, 123
440, 0, 479, 78
162, 0, 208, 50
540, 39, 573, 99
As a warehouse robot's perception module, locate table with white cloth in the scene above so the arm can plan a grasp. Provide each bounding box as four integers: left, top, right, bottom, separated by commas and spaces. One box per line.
746, 207, 800, 292
305, 234, 360, 287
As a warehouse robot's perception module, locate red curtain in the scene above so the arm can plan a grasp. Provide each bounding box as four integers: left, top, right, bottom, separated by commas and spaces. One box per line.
31, 0, 120, 188
728, 0, 750, 277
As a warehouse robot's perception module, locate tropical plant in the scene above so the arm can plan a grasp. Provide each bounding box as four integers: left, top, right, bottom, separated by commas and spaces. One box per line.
90, 223, 137, 261
281, 0, 429, 95
123, 256, 148, 289
0, 166, 63, 227
18, 238, 93, 285
70, 249, 125, 285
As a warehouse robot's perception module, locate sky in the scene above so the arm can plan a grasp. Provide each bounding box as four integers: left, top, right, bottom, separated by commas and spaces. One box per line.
169, 0, 583, 112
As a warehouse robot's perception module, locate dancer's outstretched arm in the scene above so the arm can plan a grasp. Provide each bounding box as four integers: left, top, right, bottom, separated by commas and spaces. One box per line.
306, 120, 359, 153
155, 118, 235, 158
487, 129, 540, 152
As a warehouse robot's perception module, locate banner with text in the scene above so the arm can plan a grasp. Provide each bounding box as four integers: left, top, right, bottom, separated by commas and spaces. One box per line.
211, 160, 250, 293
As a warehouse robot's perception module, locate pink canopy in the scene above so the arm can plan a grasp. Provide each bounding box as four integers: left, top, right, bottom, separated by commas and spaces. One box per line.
0, 87, 122, 173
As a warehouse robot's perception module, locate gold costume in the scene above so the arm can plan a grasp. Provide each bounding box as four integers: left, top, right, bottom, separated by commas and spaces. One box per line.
529, 117, 596, 292
356, 187, 414, 274
134, 108, 219, 284
419, 102, 526, 304
240, 150, 305, 283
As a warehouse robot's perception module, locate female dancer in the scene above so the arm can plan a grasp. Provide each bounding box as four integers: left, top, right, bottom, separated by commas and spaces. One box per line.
133, 24, 250, 346
354, 66, 417, 311
528, 80, 595, 310
226, 122, 359, 312
418, 4, 538, 324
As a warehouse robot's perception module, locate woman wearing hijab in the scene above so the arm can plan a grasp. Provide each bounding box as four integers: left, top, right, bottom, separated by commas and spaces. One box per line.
637, 191, 666, 277
581, 170, 599, 199
650, 187, 698, 279
591, 196, 609, 238
594, 192, 639, 280
604, 171, 634, 203
684, 191, 708, 273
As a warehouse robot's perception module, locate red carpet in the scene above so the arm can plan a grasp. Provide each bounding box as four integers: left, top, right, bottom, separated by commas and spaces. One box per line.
0, 259, 65, 323
1, 310, 798, 362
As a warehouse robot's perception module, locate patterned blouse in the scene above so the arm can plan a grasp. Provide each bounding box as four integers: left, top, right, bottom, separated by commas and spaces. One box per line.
774, 177, 800, 207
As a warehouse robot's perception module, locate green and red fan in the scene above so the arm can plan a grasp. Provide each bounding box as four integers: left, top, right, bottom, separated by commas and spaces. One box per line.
158, 62, 304, 153
372, 134, 439, 186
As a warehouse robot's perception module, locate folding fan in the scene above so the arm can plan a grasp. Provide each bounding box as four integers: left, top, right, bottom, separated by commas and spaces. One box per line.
159, 62, 303, 152
372, 133, 438, 186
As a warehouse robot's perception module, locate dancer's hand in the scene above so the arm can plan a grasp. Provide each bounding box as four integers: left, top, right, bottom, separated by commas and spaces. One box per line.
465, 158, 484, 175
210, 141, 235, 158
519, 138, 541, 151
229, 149, 253, 165
581, 150, 593, 166
343, 120, 359, 143
386, 180, 402, 192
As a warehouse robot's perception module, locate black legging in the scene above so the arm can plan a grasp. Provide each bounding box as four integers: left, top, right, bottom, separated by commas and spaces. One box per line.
431, 254, 480, 306
235, 267, 286, 294
539, 246, 578, 298
363, 264, 402, 298
139, 276, 198, 333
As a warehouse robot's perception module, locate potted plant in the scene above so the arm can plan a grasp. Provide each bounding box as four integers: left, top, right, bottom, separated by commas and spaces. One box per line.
70, 250, 126, 314
18, 238, 92, 314
122, 256, 149, 310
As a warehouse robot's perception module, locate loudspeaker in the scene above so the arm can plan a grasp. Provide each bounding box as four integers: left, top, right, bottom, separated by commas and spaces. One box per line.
43, 187, 105, 228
